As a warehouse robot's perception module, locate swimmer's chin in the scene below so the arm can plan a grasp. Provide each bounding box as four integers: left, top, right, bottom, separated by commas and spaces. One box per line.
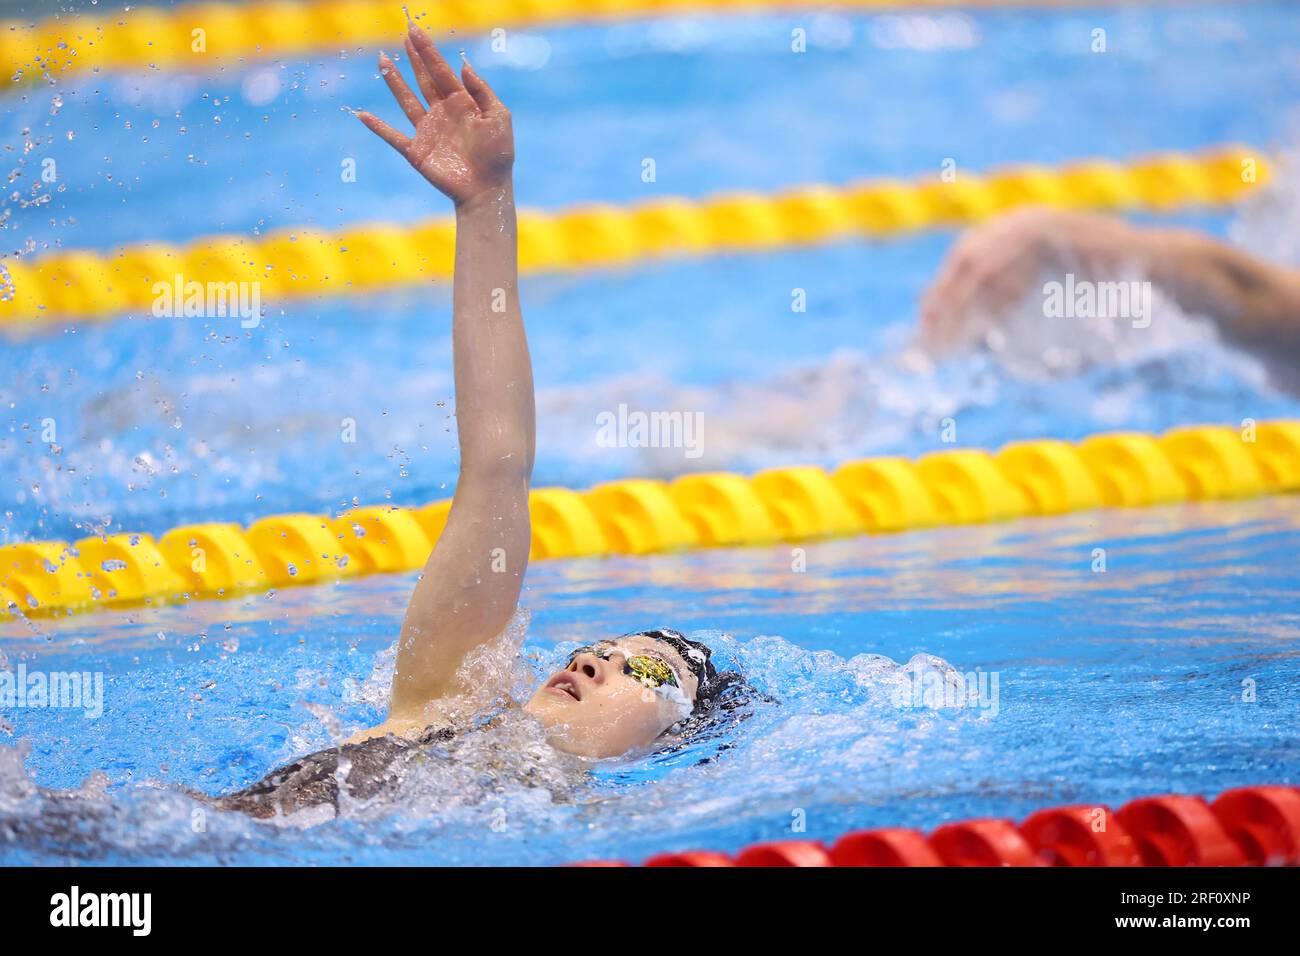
521, 696, 631, 759
521, 697, 587, 756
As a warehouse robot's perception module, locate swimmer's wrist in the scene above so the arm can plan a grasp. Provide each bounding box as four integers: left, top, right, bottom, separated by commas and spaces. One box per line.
455, 180, 515, 217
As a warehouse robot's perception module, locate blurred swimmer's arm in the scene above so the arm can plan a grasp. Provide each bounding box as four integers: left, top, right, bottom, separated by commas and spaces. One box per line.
919, 207, 1300, 360
358, 27, 534, 717
1139, 227, 1300, 358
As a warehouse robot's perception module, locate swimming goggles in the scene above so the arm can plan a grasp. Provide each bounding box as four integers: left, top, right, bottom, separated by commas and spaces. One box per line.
566, 644, 682, 690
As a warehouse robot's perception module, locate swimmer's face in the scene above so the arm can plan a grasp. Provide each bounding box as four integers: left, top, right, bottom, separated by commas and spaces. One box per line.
522, 636, 699, 759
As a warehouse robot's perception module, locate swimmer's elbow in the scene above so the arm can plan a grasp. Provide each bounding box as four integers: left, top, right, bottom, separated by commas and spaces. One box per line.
460, 435, 533, 488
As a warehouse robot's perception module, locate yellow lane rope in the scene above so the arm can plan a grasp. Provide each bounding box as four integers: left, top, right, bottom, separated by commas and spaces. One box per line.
5, 1, 1100, 80
0, 145, 1266, 326
2, 420, 1297, 621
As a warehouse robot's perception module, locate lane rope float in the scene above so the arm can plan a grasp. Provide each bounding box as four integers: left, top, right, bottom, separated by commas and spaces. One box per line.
569, 784, 1300, 866
4, 1, 1121, 80
0, 145, 1267, 326
1, 419, 1297, 620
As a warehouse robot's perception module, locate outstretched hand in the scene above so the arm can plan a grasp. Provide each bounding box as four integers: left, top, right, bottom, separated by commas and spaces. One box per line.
358, 25, 514, 207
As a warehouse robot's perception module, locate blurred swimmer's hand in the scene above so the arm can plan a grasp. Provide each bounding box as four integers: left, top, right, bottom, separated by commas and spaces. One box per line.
357, 25, 514, 207
919, 206, 1300, 364
919, 207, 1144, 354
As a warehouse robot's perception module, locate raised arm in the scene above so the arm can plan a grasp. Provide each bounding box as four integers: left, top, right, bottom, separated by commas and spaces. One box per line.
357, 26, 534, 724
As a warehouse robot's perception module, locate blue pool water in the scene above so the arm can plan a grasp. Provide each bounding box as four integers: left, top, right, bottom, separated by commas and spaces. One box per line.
2, 4, 1300, 864
3, 4, 1300, 543
2, 497, 1297, 864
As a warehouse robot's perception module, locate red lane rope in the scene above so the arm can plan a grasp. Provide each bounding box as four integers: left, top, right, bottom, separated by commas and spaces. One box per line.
571, 785, 1300, 867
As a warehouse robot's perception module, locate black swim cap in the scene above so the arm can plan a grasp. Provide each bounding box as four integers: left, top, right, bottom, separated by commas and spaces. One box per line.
618, 627, 771, 755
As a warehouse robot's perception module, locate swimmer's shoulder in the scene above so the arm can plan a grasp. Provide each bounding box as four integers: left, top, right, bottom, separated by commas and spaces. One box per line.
346, 691, 521, 747
342, 714, 437, 747
341, 713, 469, 748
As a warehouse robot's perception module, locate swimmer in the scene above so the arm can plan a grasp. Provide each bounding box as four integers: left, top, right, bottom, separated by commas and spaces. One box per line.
209, 26, 750, 819
919, 206, 1300, 369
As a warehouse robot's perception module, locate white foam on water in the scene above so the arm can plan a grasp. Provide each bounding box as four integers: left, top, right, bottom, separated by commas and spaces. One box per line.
1231, 121, 1300, 268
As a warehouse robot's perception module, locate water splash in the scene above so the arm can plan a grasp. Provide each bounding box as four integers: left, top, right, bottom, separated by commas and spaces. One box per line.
1230, 131, 1300, 267
0, 629, 972, 861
